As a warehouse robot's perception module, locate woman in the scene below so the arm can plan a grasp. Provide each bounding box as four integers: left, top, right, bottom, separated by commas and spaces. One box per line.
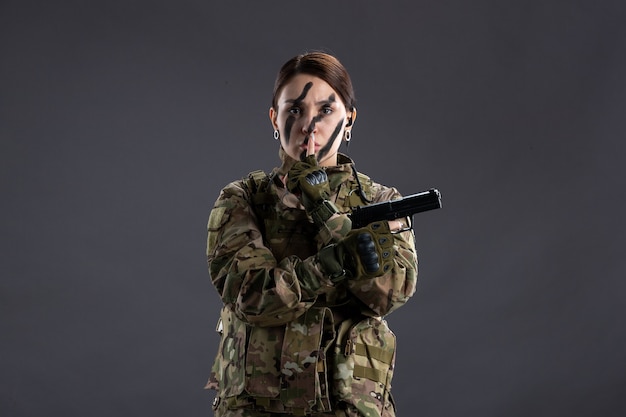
206, 52, 418, 417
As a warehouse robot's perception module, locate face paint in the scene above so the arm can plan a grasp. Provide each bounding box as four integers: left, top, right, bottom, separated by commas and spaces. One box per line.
276, 75, 347, 166
284, 114, 295, 144
304, 114, 323, 143
300, 112, 326, 161
316, 119, 344, 162
283, 82, 313, 144
303, 93, 336, 144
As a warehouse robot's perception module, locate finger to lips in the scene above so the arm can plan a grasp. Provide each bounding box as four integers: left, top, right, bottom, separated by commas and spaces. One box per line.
307, 133, 315, 156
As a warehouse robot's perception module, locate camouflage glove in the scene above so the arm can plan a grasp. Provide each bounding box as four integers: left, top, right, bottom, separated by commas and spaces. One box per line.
318, 221, 394, 282
287, 155, 338, 225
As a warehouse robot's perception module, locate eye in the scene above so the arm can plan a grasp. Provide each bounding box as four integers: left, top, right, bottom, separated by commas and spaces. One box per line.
288, 107, 301, 115
321, 106, 333, 115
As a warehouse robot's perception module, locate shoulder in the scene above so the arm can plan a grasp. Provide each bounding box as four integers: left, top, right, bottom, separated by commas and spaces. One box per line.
217, 170, 269, 198
216, 178, 248, 202
354, 170, 403, 204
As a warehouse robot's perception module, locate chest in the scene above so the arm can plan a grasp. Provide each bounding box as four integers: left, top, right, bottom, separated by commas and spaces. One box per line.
250, 177, 371, 261
263, 205, 319, 260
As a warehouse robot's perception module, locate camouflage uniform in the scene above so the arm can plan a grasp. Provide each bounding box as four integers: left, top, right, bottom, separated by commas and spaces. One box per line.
206, 151, 418, 417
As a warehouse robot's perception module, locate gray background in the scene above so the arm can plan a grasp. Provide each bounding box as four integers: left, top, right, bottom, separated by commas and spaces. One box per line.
2, 0, 625, 416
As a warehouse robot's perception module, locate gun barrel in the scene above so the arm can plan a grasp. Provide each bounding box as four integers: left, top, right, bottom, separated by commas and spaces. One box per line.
349, 188, 442, 228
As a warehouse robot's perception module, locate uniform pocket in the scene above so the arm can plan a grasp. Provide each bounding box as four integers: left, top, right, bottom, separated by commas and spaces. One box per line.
207, 206, 229, 255
244, 325, 284, 398
205, 307, 247, 398
332, 317, 396, 417
279, 307, 336, 413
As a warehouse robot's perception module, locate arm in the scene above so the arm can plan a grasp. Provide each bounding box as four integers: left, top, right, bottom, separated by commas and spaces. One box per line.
285, 153, 353, 246
343, 186, 419, 317
207, 181, 337, 328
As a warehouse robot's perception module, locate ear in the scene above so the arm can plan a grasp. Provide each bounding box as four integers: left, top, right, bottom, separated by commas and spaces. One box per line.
345, 107, 357, 127
268, 107, 279, 130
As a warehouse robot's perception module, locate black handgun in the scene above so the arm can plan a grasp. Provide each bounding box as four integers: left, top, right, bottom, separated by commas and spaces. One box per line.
349, 188, 442, 229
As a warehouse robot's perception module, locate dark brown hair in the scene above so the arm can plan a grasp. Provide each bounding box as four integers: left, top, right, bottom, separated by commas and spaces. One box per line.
271, 52, 356, 111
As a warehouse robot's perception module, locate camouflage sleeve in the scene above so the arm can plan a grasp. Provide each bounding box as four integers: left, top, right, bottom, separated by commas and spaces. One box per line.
207, 180, 337, 328
314, 213, 352, 247
344, 185, 418, 317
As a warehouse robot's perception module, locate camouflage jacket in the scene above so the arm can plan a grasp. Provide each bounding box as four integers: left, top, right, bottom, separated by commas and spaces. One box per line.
206, 152, 418, 416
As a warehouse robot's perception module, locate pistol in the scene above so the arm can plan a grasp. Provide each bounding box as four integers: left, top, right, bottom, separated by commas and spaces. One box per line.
349, 188, 442, 229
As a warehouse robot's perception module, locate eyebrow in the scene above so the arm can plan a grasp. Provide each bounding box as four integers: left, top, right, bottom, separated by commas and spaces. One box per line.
317, 96, 336, 106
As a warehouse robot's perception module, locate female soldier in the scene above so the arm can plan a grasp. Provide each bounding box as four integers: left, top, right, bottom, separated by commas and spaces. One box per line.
206, 52, 418, 417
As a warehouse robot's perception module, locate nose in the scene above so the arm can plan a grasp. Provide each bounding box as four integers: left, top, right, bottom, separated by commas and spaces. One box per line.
300, 115, 319, 136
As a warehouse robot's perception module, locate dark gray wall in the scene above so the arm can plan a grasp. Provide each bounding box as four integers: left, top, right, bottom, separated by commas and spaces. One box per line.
2, 1, 625, 416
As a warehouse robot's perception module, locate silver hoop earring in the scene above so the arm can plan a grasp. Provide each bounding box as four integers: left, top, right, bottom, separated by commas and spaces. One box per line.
273, 130, 280, 140
344, 130, 351, 142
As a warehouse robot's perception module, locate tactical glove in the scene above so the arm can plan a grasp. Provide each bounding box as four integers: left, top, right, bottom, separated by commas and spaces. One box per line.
287, 155, 338, 225
318, 221, 394, 281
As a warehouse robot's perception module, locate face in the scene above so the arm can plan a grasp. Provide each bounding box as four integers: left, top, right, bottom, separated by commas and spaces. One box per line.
269, 74, 355, 167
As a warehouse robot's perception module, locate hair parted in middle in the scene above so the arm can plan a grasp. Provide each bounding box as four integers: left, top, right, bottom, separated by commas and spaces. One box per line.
271, 52, 356, 112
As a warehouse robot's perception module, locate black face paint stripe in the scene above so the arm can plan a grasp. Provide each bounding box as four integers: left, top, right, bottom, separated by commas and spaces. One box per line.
305, 115, 323, 140
303, 92, 337, 144
283, 82, 313, 144
301, 114, 323, 160
315, 94, 336, 108
285, 115, 295, 144
288, 82, 313, 105
317, 119, 344, 162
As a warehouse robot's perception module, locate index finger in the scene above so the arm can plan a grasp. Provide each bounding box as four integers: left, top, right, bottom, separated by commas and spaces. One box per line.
307, 133, 315, 157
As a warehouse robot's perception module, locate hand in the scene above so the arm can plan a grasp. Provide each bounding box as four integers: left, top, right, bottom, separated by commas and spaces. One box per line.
318, 221, 395, 281
286, 138, 331, 212
286, 156, 330, 208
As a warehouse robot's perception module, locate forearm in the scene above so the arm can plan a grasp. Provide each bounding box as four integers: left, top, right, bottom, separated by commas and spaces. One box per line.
314, 212, 352, 247
345, 228, 418, 317
210, 244, 337, 327
208, 181, 350, 327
